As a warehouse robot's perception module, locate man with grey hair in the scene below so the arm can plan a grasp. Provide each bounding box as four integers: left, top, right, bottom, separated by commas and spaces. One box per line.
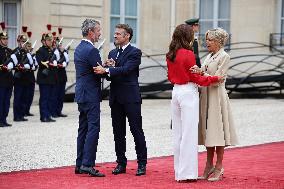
74, 18, 105, 177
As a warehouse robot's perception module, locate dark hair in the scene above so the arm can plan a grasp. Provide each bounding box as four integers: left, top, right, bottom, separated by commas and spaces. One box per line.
166, 24, 194, 62
116, 24, 133, 41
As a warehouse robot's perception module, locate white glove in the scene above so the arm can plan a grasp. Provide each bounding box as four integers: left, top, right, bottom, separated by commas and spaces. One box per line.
11, 54, 18, 66
63, 51, 69, 63
52, 60, 58, 66
27, 53, 34, 65
33, 56, 38, 66
24, 64, 31, 69
7, 62, 14, 70
54, 49, 60, 61
62, 61, 67, 67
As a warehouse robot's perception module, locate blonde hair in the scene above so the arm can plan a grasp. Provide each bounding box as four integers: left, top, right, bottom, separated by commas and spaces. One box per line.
205, 28, 229, 47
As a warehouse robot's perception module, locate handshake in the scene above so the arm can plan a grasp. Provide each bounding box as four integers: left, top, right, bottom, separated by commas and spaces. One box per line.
190, 65, 226, 83
93, 58, 116, 74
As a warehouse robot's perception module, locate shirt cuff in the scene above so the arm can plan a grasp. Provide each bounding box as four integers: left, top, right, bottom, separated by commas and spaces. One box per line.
105, 68, 110, 76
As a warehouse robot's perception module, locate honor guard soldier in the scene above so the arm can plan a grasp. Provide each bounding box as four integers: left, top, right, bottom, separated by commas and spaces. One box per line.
185, 18, 201, 67
52, 27, 69, 118
0, 22, 13, 127
12, 26, 34, 122
24, 31, 37, 117
36, 24, 59, 122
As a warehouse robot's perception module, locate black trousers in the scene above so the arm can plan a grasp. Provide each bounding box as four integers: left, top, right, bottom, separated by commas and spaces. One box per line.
111, 101, 147, 166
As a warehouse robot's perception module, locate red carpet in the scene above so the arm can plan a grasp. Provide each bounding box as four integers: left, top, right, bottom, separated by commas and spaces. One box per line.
0, 142, 284, 189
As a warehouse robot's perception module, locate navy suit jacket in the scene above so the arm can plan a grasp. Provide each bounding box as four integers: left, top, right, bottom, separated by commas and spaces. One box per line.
108, 44, 142, 105
74, 40, 102, 103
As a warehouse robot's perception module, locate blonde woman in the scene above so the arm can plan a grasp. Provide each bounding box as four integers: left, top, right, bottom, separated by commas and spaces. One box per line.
192, 28, 238, 181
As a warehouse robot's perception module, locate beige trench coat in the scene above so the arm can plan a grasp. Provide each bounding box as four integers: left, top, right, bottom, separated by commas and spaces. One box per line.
198, 48, 238, 147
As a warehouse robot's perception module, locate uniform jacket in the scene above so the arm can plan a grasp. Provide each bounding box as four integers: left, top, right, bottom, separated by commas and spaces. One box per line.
13, 47, 32, 86
74, 40, 102, 103
0, 45, 13, 87
36, 45, 58, 85
108, 44, 142, 105
193, 39, 201, 67
57, 50, 68, 83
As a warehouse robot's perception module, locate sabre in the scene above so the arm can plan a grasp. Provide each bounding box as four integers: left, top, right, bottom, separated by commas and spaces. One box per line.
31, 40, 37, 49
22, 39, 29, 47
58, 37, 63, 45
98, 38, 106, 50
64, 39, 74, 50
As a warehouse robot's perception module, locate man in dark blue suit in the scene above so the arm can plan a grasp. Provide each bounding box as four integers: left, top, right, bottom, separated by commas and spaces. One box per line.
94, 24, 147, 176
74, 19, 105, 177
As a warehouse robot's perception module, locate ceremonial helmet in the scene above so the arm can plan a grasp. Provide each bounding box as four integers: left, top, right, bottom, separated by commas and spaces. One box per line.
0, 22, 8, 39
26, 31, 33, 48
43, 24, 53, 41
17, 26, 28, 43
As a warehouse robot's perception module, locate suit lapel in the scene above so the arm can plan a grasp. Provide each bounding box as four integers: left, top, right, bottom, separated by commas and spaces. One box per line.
116, 45, 132, 66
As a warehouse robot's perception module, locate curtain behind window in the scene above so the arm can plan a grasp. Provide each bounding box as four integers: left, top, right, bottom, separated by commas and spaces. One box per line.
199, 0, 214, 34
199, 0, 230, 34
110, 0, 138, 44
4, 2, 17, 48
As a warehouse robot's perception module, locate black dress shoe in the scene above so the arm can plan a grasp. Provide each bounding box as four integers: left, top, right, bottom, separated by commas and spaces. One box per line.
40, 118, 49, 122
4, 122, 12, 127
48, 117, 56, 122
41, 117, 56, 122
136, 165, 146, 176
14, 117, 28, 122
79, 165, 105, 177
75, 166, 99, 174
112, 164, 126, 175
0, 123, 6, 127
58, 113, 67, 117
25, 112, 34, 116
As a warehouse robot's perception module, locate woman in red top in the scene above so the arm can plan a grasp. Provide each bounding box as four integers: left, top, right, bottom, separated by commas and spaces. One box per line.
166, 24, 223, 182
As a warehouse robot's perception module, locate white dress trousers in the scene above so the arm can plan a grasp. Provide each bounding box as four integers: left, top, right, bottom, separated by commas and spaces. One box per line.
171, 82, 199, 181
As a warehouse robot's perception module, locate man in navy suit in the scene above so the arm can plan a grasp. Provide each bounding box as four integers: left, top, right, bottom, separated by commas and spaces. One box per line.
94, 24, 147, 176
74, 19, 105, 177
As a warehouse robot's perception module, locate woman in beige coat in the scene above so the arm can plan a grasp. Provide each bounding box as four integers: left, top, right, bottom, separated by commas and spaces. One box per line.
192, 28, 238, 182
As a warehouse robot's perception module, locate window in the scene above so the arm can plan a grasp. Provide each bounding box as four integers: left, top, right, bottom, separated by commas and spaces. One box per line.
110, 0, 139, 45
199, 0, 231, 34
270, 0, 284, 50
0, 0, 20, 48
